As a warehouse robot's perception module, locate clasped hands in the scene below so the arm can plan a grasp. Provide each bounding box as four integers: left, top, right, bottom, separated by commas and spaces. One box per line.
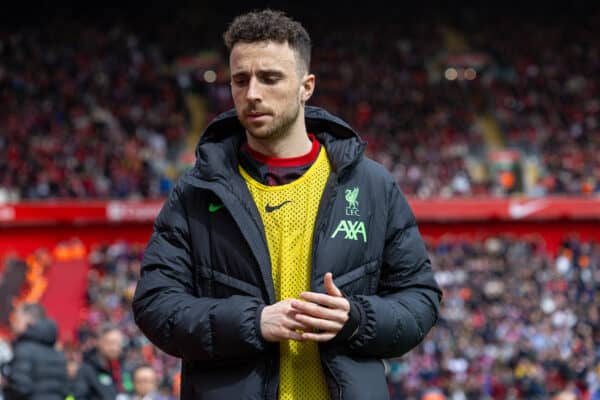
260, 272, 349, 342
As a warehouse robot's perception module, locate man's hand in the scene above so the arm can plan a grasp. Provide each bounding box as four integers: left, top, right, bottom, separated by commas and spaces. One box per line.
260, 299, 310, 342
291, 272, 350, 342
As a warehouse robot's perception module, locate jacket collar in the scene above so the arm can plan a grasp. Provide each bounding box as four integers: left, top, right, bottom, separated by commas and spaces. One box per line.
188, 106, 365, 184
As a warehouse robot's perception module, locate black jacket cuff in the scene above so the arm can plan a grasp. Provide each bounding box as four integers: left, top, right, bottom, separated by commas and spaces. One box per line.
331, 299, 362, 344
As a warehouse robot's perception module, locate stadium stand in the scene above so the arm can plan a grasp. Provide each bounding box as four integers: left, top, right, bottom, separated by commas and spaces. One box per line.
388, 234, 600, 399
1, 6, 599, 200
1, 234, 597, 399
0, 23, 186, 201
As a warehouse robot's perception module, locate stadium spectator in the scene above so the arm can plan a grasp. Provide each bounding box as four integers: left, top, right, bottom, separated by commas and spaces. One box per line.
130, 365, 161, 400
73, 322, 128, 399
1, 303, 68, 400
64, 345, 83, 399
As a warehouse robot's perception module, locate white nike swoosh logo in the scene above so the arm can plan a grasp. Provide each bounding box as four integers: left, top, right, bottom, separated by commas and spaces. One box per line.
508, 199, 548, 219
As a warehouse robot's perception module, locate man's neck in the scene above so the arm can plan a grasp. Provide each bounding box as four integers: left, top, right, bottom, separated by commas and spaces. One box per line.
246, 118, 312, 158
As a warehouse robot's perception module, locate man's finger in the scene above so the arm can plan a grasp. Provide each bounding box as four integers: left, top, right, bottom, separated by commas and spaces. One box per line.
291, 299, 348, 322
324, 272, 343, 297
283, 315, 310, 331
298, 292, 350, 311
281, 328, 303, 341
300, 331, 336, 342
294, 313, 343, 332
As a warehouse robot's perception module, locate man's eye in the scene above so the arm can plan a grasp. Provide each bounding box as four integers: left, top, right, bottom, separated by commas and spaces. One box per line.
262, 76, 279, 84
233, 79, 247, 86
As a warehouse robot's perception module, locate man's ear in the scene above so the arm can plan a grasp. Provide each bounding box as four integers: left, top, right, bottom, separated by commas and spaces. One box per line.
300, 73, 315, 104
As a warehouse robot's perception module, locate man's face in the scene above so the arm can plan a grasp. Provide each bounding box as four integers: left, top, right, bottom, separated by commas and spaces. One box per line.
98, 329, 123, 360
10, 307, 31, 335
133, 367, 158, 396
229, 40, 314, 141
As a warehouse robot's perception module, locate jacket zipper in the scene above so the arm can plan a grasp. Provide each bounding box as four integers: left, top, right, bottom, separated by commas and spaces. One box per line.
310, 172, 339, 287
310, 171, 345, 400
310, 163, 356, 275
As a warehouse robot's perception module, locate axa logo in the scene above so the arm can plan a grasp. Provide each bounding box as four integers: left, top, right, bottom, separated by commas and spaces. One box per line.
332, 186, 366, 242
331, 220, 367, 242
345, 187, 360, 216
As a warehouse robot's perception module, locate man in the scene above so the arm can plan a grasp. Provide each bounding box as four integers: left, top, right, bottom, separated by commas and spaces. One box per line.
2, 303, 68, 400
133, 9, 441, 400
130, 365, 161, 400
73, 323, 127, 399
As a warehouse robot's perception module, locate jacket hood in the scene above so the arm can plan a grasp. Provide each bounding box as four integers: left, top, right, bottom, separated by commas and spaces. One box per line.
19, 318, 58, 346
188, 106, 366, 183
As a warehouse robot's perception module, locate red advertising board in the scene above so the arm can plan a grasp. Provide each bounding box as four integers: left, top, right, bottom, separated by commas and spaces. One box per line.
0, 197, 598, 256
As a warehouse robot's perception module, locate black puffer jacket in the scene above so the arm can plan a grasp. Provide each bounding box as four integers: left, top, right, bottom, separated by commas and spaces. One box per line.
2, 319, 68, 400
71, 349, 120, 400
133, 106, 442, 399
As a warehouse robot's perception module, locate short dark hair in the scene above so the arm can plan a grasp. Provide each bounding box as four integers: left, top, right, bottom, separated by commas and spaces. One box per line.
20, 303, 46, 322
223, 9, 311, 73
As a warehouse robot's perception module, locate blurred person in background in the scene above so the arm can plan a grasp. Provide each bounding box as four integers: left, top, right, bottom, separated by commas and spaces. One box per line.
73, 322, 128, 399
553, 390, 577, 400
133, 8, 441, 400
1, 303, 68, 400
64, 345, 83, 399
130, 365, 161, 400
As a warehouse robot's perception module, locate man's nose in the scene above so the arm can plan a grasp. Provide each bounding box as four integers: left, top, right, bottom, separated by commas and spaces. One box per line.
246, 77, 262, 102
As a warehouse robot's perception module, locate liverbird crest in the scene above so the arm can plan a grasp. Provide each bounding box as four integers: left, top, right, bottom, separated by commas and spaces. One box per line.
345, 187, 359, 210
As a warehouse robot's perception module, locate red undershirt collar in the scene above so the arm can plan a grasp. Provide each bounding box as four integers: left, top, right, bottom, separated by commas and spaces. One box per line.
243, 134, 320, 167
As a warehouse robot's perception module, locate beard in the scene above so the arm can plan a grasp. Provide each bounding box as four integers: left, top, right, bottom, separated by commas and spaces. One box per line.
242, 97, 302, 141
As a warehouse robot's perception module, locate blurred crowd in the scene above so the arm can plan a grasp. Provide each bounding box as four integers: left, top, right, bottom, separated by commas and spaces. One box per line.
309, 23, 489, 198
388, 234, 600, 400
75, 240, 181, 398
300, 13, 600, 197
0, 240, 180, 399
1, 234, 598, 399
1, 9, 599, 201
472, 14, 600, 196
0, 24, 185, 201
